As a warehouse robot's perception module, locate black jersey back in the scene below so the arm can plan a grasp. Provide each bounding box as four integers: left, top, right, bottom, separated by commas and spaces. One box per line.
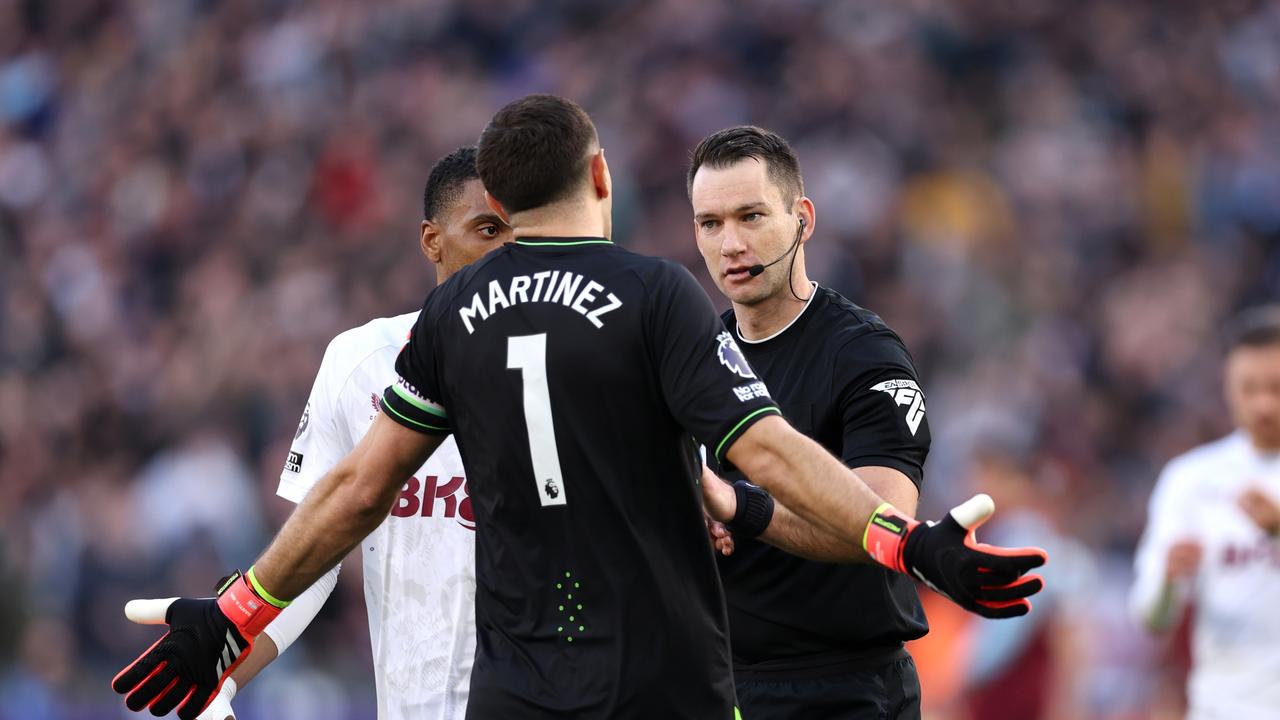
710, 286, 931, 669
381, 238, 781, 719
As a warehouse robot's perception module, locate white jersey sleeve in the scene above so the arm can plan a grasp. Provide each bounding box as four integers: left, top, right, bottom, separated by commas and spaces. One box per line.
274, 312, 476, 720
1129, 458, 1197, 629
279, 330, 381, 502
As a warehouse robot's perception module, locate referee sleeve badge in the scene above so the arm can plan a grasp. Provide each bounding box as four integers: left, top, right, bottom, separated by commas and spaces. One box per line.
870, 379, 926, 436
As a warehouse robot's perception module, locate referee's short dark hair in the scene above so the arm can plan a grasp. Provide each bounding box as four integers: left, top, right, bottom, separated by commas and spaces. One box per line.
687, 126, 804, 209
423, 146, 480, 221
477, 94, 598, 215
1228, 305, 1280, 350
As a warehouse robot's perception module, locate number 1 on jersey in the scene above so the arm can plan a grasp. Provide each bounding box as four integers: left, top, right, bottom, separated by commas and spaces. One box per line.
507, 334, 567, 506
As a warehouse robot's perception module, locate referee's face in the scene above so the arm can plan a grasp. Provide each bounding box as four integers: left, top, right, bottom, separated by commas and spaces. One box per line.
690, 159, 798, 306
421, 178, 512, 283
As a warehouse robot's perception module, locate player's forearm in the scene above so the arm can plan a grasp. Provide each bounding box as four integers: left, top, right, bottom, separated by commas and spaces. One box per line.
759, 500, 866, 562
228, 633, 278, 688
252, 451, 393, 599
1140, 579, 1187, 632
251, 413, 440, 600
727, 416, 883, 555
760, 465, 919, 562
231, 562, 341, 689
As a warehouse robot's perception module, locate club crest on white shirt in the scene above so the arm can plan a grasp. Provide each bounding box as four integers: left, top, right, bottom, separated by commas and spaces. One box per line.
295, 401, 311, 440
871, 379, 926, 436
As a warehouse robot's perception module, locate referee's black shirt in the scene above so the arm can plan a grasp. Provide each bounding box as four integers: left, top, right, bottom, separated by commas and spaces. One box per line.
710, 284, 931, 672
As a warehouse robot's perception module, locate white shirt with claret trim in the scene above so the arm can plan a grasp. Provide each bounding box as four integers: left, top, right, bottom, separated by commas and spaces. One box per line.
282, 311, 475, 720
1131, 431, 1280, 720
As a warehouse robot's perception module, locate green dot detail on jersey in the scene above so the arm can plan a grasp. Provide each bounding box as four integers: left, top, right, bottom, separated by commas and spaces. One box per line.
556, 572, 585, 642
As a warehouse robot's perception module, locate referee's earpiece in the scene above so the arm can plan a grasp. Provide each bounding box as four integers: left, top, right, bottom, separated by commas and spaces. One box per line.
799, 217, 806, 229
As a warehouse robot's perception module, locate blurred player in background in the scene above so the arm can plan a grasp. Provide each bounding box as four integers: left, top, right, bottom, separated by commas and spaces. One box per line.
191, 146, 511, 719
112, 94, 1045, 720
1130, 305, 1280, 719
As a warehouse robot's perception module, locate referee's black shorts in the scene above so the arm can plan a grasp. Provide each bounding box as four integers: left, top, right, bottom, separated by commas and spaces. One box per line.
733, 647, 921, 720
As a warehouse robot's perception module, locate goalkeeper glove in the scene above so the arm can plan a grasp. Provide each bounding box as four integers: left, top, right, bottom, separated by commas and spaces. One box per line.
112, 569, 284, 719
863, 494, 1047, 619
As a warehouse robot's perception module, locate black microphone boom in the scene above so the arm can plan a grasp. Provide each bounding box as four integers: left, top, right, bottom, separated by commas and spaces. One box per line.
747, 218, 805, 277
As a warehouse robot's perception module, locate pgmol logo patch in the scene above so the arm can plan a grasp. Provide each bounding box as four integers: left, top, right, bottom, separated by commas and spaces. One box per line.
716, 331, 755, 380
870, 379, 926, 436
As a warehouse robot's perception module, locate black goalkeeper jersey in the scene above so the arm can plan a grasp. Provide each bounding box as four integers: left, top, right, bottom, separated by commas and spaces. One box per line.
710, 286, 931, 671
381, 237, 780, 719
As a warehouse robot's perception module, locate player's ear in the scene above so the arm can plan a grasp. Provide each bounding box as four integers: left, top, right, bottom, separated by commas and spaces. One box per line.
591, 149, 610, 200
484, 191, 512, 224
420, 220, 443, 263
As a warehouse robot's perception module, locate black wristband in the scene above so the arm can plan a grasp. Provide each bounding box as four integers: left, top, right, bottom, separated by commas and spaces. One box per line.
727, 481, 775, 538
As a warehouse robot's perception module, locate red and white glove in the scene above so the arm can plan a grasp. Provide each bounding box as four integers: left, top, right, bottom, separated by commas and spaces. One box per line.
112, 569, 285, 719
863, 494, 1048, 619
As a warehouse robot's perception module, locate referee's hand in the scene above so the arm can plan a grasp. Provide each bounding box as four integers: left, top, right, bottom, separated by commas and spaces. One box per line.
863, 494, 1048, 619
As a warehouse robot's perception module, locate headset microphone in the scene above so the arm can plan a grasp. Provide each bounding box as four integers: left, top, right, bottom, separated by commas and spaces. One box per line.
747, 217, 805, 277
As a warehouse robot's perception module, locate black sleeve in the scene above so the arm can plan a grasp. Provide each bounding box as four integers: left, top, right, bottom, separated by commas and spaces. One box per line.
382, 291, 453, 436
644, 263, 781, 465
834, 331, 930, 487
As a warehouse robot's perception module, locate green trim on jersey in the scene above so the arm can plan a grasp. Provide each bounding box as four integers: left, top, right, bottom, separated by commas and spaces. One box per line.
391, 382, 447, 418
514, 239, 612, 247
715, 406, 782, 462
382, 393, 450, 433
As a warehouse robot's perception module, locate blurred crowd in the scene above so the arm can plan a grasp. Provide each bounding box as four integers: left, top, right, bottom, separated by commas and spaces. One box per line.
2, 0, 1278, 717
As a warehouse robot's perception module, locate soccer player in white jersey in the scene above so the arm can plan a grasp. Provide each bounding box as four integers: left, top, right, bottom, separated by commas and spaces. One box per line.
195, 146, 511, 719
1130, 305, 1280, 720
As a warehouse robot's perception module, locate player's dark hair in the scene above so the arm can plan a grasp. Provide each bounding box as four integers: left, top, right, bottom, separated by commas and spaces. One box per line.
423, 146, 480, 221
1227, 305, 1280, 350
477, 94, 598, 215
686, 126, 804, 209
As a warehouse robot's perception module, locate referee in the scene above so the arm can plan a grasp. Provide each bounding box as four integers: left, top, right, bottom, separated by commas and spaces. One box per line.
690, 126, 930, 719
